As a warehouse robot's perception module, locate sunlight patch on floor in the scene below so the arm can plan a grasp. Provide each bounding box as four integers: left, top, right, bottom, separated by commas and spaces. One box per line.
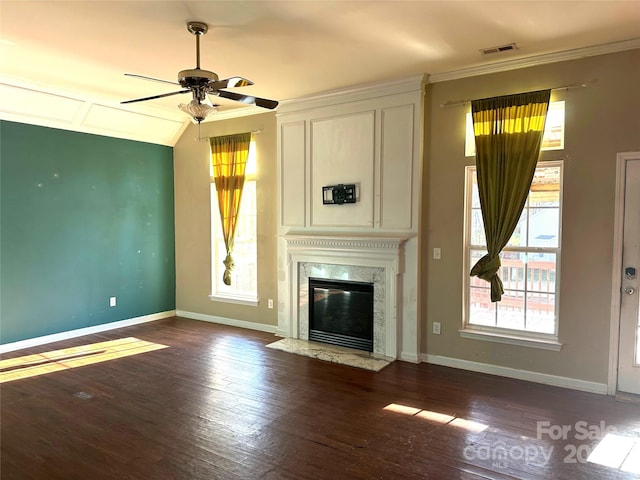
0, 337, 168, 383
383, 403, 488, 432
588, 433, 640, 474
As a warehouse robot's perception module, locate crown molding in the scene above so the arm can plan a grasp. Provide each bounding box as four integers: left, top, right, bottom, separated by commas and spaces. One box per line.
428, 38, 640, 84
277, 74, 426, 115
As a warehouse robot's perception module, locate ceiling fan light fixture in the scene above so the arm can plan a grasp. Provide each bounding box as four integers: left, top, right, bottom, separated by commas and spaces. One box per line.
179, 99, 218, 123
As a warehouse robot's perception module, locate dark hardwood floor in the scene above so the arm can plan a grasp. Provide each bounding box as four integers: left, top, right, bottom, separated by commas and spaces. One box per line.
2, 317, 639, 479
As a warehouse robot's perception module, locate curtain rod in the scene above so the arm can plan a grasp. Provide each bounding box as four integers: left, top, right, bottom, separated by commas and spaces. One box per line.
196, 129, 262, 142
439, 81, 595, 108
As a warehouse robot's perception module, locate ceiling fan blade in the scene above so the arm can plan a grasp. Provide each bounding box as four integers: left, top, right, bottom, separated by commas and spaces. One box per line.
121, 90, 191, 104
208, 76, 254, 90
124, 73, 180, 86
215, 90, 279, 110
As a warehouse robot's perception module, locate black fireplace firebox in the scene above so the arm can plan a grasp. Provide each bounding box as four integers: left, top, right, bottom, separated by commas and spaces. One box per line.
308, 277, 374, 352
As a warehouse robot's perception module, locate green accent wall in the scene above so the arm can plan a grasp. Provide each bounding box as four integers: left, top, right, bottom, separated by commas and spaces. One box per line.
0, 121, 175, 344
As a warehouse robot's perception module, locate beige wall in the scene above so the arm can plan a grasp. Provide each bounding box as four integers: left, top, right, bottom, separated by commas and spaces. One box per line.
174, 112, 278, 326
422, 49, 640, 383
172, 49, 640, 385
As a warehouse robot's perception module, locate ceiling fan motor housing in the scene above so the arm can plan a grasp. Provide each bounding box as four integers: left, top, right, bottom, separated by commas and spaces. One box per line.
178, 69, 219, 87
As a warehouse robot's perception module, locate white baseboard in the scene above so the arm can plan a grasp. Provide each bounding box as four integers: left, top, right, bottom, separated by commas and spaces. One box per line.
275, 328, 289, 338
399, 352, 420, 363
0, 310, 176, 354
422, 354, 608, 395
176, 310, 278, 334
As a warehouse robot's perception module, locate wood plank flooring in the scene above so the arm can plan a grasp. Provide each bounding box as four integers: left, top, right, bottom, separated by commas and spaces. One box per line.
1, 317, 639, 479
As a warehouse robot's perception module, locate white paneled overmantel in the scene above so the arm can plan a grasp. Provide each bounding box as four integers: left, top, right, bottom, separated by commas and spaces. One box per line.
276, 75, 425, 362
277, 74, 425, 231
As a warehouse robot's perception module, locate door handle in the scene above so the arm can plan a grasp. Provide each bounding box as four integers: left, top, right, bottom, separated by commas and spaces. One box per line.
624, 286, 636, 295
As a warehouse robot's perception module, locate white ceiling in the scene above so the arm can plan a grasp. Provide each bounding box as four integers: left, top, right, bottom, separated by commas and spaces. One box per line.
1, 1, 639, 145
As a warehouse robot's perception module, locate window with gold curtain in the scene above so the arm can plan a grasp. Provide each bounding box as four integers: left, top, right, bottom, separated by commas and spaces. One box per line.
210, 132, 252, 285
470, 90, 551, 302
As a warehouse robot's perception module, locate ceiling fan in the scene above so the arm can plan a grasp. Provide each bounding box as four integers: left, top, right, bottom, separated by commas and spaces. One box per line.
121, 21, 278, 122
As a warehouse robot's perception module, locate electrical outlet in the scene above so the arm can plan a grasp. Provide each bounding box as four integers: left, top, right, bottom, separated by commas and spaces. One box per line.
268, 299, 274, 309
433, 247, 441, 260
432, 322, 441, 335
109, 296, 117, 307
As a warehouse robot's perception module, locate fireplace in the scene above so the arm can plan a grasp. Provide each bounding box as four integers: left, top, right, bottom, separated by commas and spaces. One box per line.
279, 234, 411, 359
309, 278, 374, 351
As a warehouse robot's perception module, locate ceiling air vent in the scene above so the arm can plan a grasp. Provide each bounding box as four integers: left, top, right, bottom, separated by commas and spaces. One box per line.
480, 43, 518, 56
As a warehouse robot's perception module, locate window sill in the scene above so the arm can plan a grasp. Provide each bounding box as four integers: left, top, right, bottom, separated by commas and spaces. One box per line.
458, 328, 563, 351
209, 295, 258, 307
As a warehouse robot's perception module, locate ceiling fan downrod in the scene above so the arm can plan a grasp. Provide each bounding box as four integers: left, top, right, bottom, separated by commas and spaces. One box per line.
187, 21, 208, 70
178, 21, 219, 89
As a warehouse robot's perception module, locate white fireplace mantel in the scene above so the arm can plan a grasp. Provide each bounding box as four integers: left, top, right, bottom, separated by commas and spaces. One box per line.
275, 76, 423, 362
285, 234, 406, 268
279, 234, 408, 359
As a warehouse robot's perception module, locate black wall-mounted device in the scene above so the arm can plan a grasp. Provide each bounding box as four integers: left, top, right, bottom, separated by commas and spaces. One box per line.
323, 184, 356, 205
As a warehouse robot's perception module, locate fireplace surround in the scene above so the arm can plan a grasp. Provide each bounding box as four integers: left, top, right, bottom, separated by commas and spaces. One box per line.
279, 235, 407, 359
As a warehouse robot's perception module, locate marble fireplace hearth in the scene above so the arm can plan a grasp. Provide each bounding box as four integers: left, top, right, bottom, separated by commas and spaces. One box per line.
265, 337, 393, 371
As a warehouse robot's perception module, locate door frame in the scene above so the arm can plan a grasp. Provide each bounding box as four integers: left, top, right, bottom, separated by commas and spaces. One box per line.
608, 151, 640, 395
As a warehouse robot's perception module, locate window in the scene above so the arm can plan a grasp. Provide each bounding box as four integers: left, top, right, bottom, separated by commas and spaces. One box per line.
465, 101, 565, 157
463, 162, 563, 346
210, 141, 257, 305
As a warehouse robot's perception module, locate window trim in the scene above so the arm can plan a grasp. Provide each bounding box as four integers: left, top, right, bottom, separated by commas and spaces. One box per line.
462, 161, 564, 349
208, 294, 258, 307
459, 328, 563, 351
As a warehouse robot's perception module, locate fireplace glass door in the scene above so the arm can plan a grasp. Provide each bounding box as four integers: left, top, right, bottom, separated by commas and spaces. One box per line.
308, 277, 374, 351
